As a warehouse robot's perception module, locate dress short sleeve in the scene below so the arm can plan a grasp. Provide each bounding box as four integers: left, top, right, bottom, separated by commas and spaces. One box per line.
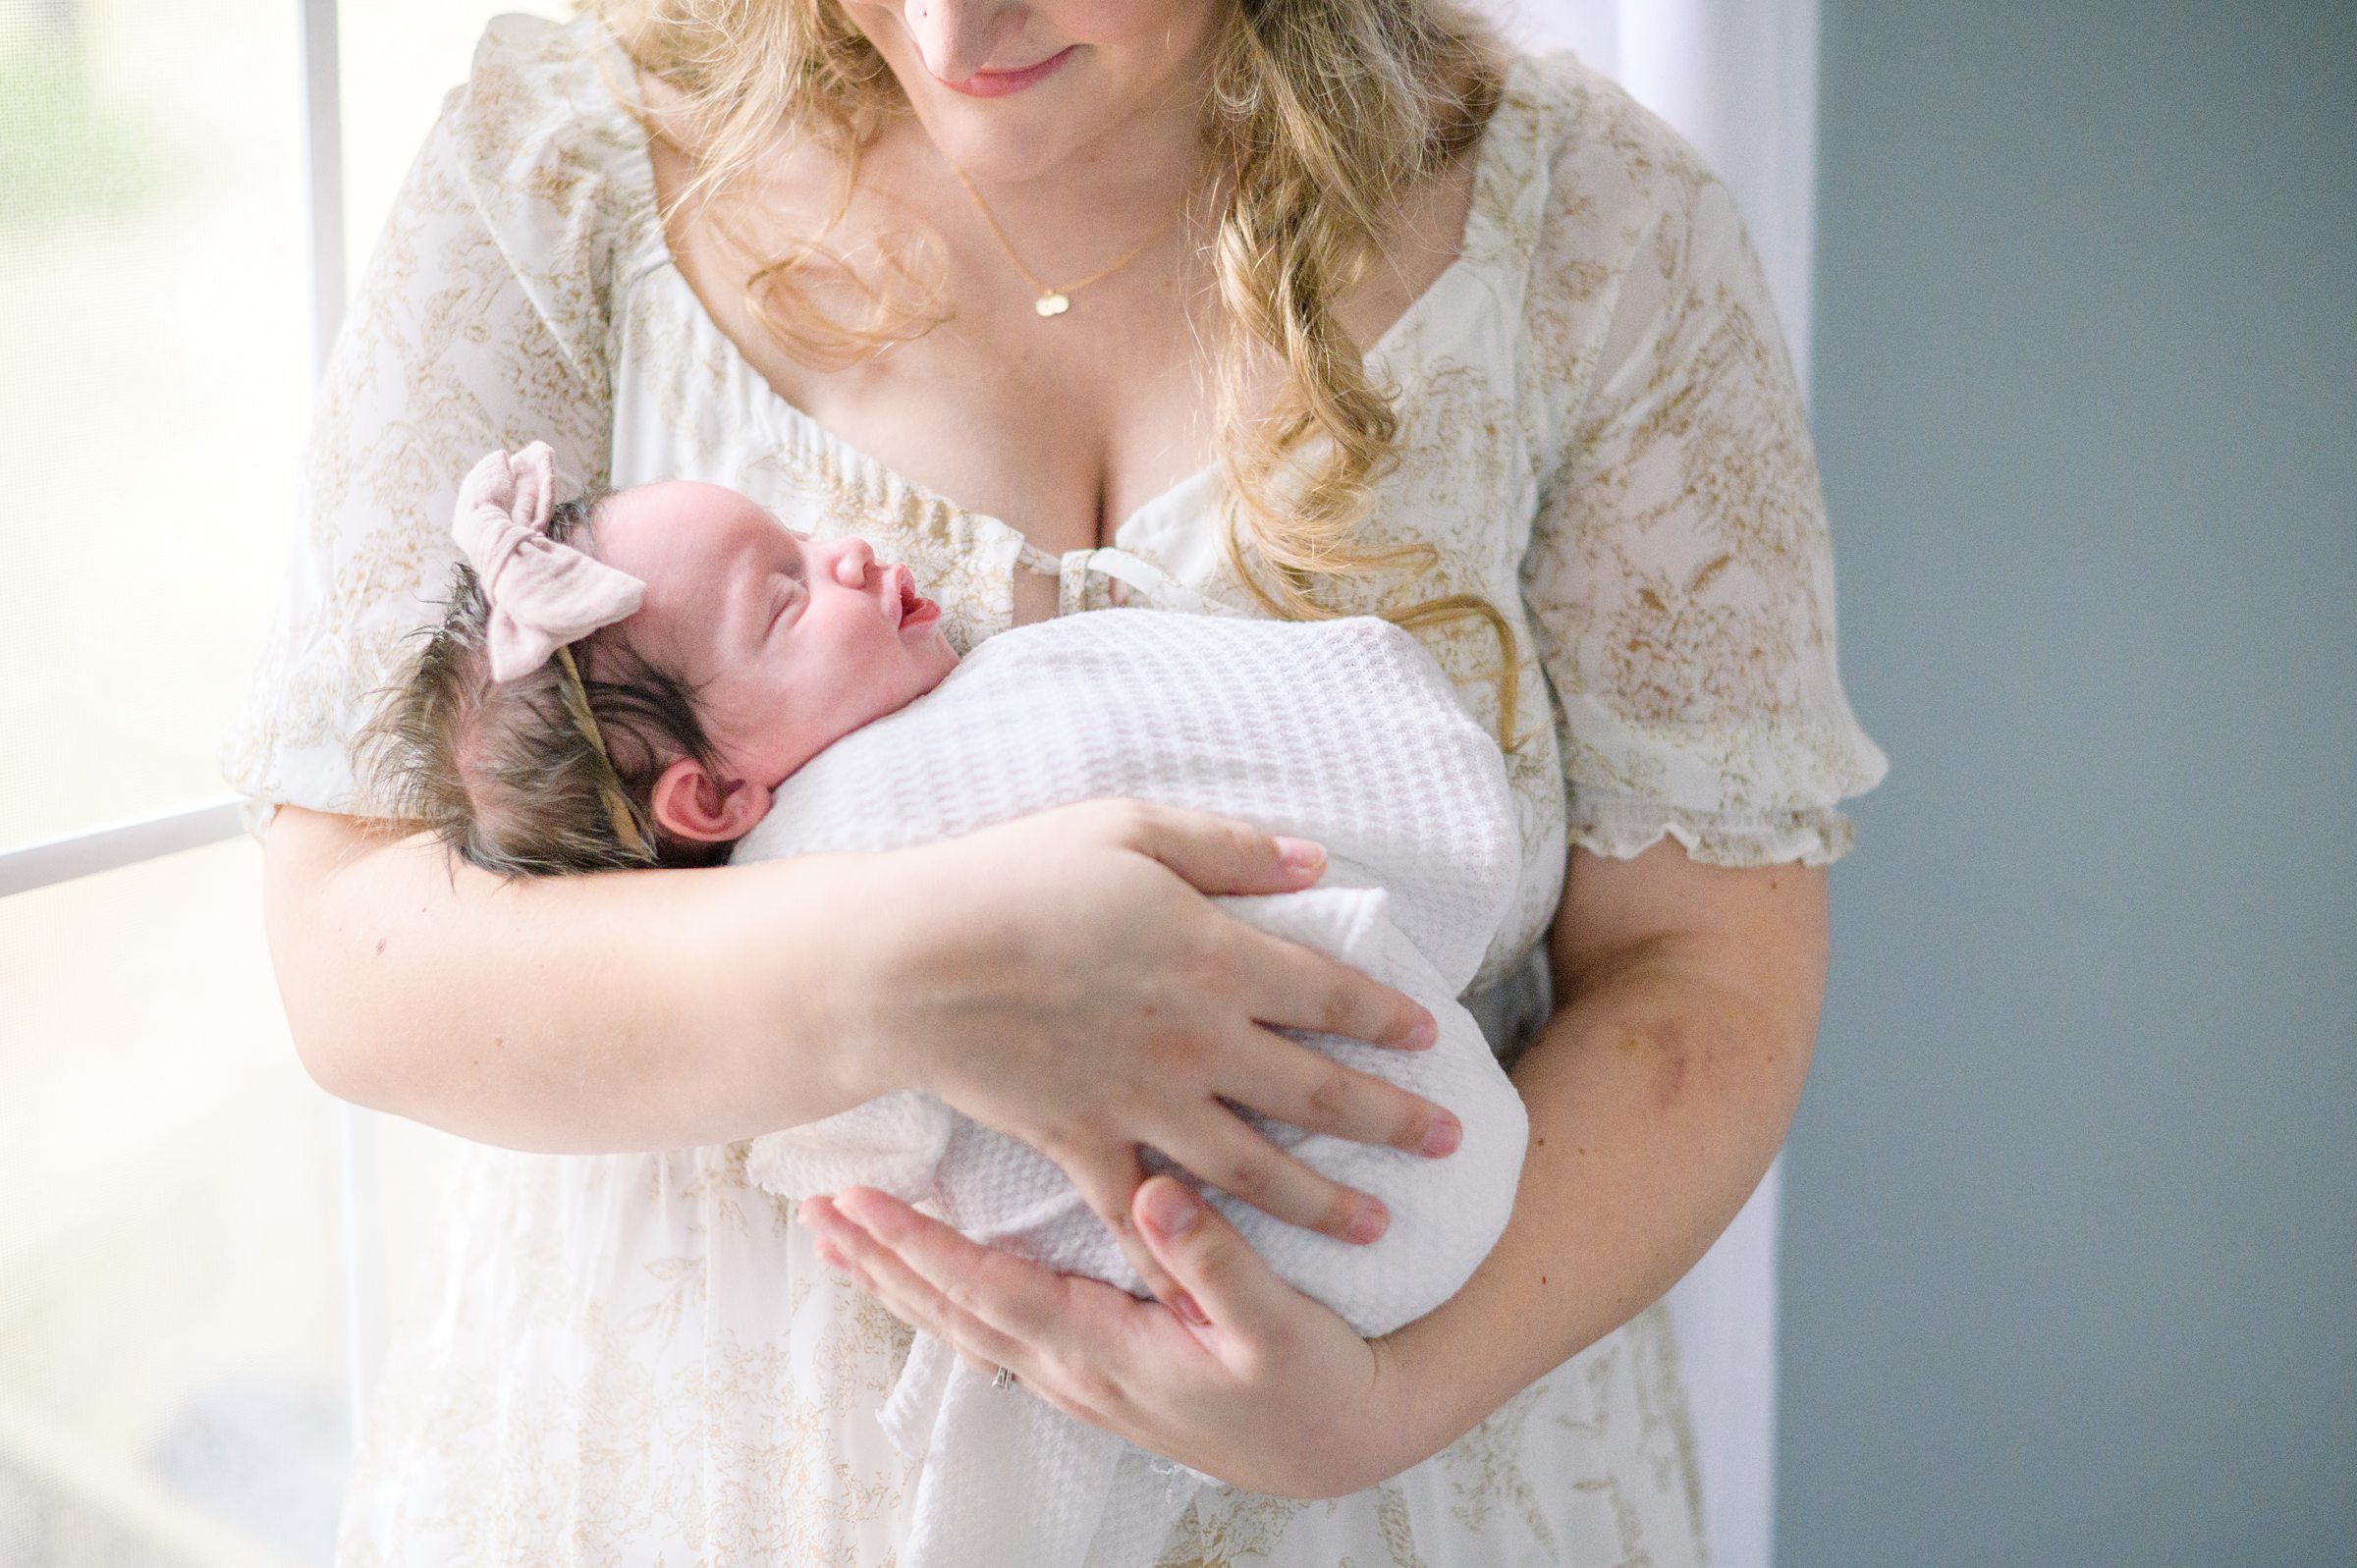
219, 15, 641, 826
1515, 70, 1888, 868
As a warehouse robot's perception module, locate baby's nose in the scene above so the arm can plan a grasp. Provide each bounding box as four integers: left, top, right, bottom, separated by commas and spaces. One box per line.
833, 537, 875, 586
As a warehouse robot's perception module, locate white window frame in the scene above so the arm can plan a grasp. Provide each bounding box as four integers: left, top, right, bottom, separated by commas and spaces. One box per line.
0, 0, 346, 898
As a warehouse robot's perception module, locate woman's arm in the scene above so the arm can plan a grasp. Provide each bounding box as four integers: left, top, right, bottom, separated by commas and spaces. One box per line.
266, 800, 1450, 1302
800, 836, 1825, 1497
262, 805, 876, 1153
1373, 838, 1823, 1462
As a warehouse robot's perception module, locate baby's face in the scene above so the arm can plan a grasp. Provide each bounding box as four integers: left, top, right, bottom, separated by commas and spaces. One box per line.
589, 481, 958, 790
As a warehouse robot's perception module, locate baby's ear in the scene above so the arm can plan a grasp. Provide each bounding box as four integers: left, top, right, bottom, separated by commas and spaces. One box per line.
649, 757, 771, 844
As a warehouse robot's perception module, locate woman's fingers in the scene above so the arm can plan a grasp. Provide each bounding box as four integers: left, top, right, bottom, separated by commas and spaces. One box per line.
1049, 1140, 1185, 1306
1231, 924, 1437, 1053
1132, 1175, 1301, 1345
1094, 799, 1331, 899
814, 1187, 1151, 1423
1152, 1101, 1391, 1243
801, 1195, 1077, 1398
1226, 1021, 1461, 1160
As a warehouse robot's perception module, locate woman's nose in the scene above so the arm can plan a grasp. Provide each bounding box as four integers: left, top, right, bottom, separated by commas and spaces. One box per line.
900, 1, 1019, 82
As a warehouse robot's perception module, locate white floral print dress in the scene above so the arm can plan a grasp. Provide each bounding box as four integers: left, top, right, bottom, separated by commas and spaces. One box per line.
223, 13, 1886, 1565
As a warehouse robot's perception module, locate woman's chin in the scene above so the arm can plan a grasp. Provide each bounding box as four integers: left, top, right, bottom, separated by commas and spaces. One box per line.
909, 108, 1094, 186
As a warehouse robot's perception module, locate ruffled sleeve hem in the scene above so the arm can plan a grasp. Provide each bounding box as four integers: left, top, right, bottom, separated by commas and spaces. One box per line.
1569, 790, 1859, 869
222, 728, 365, 839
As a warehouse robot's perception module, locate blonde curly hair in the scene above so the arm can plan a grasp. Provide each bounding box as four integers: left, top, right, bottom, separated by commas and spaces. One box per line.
588, 0, 1520, 744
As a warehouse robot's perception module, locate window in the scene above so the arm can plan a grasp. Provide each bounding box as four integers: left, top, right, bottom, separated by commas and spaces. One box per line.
0, 4, 557, 1559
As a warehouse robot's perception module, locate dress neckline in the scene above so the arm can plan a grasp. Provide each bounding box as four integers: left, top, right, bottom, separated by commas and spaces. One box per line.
588, 17, 1525, 559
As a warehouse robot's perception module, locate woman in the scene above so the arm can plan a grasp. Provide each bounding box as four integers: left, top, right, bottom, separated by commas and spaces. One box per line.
229, 0, 1886, 1560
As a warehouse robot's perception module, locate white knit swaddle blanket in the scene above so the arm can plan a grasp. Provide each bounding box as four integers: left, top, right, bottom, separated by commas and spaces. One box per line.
732, 610, 1529, 1568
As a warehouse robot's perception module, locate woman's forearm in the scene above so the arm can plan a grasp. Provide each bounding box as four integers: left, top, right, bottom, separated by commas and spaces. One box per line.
261, 805, 876, 1155
1378, 874, 1826, 1458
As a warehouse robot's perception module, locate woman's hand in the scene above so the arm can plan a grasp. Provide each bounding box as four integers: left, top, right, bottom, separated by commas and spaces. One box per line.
826, 798, 1459, 1306
799, 1175, 1437, 1500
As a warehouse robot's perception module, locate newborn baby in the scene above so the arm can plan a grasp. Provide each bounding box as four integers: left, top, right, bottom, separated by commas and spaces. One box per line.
361, 444, 1527, 1568
359, 443, 959, 875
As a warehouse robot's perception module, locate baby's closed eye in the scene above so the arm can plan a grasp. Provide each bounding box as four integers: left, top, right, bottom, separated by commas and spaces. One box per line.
768, 575, 802, 630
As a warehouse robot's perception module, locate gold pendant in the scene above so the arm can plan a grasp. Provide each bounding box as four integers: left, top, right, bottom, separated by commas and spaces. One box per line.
1034, 292, 1071, 318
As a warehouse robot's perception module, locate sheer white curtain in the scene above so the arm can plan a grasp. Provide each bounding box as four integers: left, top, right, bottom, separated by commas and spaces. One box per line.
1489, 5, 1824, 1568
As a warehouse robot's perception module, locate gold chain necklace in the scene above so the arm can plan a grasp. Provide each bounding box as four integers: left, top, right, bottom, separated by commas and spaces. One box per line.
950, 165, 1177, 319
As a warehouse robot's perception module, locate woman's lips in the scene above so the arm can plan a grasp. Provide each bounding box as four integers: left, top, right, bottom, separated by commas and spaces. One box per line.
934, 45, 1075, 98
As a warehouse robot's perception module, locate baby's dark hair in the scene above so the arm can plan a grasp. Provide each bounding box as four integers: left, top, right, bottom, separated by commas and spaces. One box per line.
355, 494, 730, 877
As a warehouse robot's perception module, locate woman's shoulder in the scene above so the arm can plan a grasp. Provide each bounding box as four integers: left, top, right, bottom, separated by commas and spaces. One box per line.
1477, 51, 1755, 310
1479, 49, 1781, 441
1491, 48, 1729, 223
426, 11, 663, 383
443, 11, 644, 174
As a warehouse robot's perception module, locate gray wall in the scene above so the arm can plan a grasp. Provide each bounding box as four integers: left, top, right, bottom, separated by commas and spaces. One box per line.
1783, 3, 2356, 1564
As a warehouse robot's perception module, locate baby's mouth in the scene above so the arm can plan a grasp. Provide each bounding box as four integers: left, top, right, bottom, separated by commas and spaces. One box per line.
888, 564, 924, 627
889, 564, 942, 632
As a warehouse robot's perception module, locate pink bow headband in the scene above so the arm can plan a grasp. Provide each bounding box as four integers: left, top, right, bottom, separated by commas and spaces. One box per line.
452, 443, 645, 683
453, 443, 653, 861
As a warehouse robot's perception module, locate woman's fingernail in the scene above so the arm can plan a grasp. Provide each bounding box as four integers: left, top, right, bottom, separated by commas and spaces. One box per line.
1274, 837, 1326, 877
1422, 1116, 1461, 1158
1142, 1180, 1201, 1239
1169, 1289, 1212, 1327
1403, 1015, 1438, 1050
829, 1191, 883, 1234
1346, 1199, 1389, 1244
